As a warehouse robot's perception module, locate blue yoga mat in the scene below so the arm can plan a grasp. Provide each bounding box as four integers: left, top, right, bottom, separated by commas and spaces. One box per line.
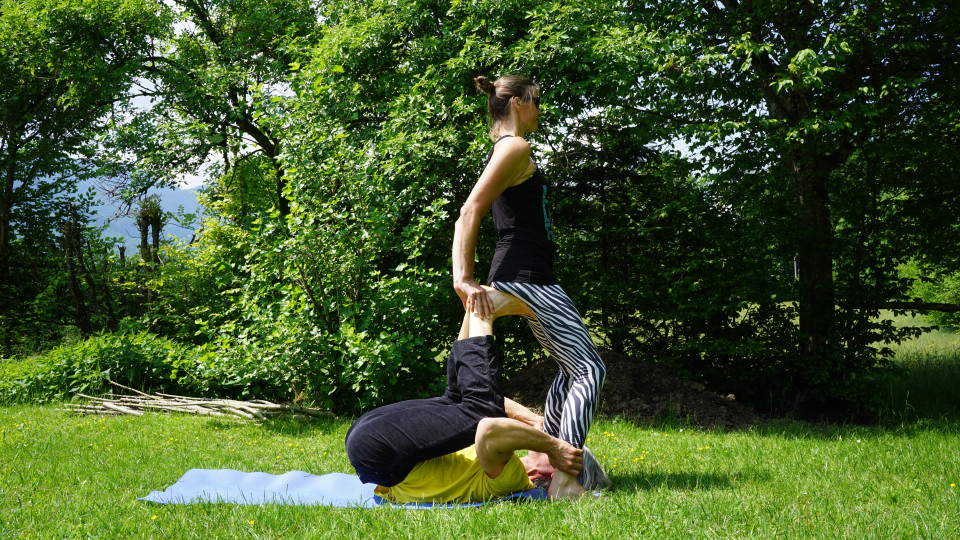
140, 469, 547, 508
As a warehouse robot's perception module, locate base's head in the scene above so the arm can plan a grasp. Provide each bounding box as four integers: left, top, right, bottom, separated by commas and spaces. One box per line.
520, 453, 554, 489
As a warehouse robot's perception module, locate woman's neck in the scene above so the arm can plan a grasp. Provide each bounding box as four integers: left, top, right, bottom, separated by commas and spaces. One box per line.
497, 116, 524, 139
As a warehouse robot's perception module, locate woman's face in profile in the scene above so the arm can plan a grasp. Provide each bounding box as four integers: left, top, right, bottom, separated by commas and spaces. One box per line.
519, 90, 541, 134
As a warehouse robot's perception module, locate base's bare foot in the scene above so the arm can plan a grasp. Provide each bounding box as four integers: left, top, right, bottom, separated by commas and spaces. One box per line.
548, 470, 588, 501
481, 286, 536, 320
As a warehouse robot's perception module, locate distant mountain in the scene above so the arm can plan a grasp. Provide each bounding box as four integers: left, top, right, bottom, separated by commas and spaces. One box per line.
79, 180, 204, 251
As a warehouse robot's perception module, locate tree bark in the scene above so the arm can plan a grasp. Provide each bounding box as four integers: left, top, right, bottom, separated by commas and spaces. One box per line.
0, 137, 16, 287
150, 213, 161, 265
794, 162, 835, 358
138, 215, 150, 264
64, 208, 91, 335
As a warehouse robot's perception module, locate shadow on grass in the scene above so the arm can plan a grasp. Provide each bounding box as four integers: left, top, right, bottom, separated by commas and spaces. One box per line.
611, 470, 745, 492
743, 416, 960, 440
199, 415, 345, 437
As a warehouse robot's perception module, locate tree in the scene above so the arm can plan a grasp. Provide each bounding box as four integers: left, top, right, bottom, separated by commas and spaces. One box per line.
608, 0, 960, 413
86, 0, 957, 415
118, 0, 321, 217
0, 0, 168, 352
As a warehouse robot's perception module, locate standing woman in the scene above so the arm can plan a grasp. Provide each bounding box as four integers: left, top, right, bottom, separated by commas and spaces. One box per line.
452, 75, 606, 496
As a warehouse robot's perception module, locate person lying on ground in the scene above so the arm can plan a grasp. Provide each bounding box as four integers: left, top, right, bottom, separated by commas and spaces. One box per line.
345, 288, 600, 502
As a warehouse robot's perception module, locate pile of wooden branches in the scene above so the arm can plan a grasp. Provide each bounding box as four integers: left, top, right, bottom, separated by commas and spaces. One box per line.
62, 382, 333, 422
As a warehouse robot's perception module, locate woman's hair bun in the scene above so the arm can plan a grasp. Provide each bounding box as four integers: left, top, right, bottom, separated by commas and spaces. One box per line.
474, 76, 496, 96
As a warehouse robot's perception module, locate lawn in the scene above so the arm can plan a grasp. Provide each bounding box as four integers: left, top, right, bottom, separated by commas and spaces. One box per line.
2, 320, 959, 539
2, 405, 958, 538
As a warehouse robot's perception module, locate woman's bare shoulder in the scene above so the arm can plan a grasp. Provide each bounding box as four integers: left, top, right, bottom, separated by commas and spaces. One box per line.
492, 136, 532, 161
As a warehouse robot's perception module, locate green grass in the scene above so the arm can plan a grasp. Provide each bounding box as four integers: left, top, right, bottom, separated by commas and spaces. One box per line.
2, 406, 959, 539
879, 313, 960, 422
3, 313, 958, 538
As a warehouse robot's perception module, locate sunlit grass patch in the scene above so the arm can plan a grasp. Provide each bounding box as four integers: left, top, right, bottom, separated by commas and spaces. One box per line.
2, 406, 958, 538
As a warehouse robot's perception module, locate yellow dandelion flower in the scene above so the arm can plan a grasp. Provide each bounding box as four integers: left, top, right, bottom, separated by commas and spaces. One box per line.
151, 515, 158, 521
952, 483, 956, 488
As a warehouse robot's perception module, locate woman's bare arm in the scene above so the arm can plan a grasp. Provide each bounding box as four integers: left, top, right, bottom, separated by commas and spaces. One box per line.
453, 137, 534, 318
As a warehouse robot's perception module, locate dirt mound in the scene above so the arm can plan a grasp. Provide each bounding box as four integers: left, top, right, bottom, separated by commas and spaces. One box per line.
502, 351, 759, 431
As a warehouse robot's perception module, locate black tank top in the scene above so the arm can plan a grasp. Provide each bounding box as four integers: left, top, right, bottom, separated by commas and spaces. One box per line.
485, 136, 558, 285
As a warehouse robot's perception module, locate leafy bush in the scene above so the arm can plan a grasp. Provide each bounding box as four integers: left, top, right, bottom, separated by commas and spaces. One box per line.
903, 261, 960, 329
0, 326, 295, 404
1, 329, 181, 403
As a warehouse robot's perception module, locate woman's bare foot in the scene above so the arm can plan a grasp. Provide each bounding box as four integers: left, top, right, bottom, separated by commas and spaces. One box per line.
548, 469, 588, 500
481, 286, 535, 320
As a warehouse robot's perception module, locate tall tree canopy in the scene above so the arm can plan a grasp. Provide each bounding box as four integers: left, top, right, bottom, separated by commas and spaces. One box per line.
136, 0, 958, 413
110, 0, 321, 217
600, 0, 960, 411
0, 0, 168, 350
4, 0, 958, 416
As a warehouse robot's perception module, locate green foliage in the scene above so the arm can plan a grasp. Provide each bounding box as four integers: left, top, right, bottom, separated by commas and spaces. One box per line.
0, 324, 299, 405
0, 326, 186, 403
138, 0, 956, 416
5, 0, 958, 419
0, 201, 143, 357
102, 0, 322, 213
601, 0, 960, 415
0, 0, 169, 354
140, 226, 247, 345
903, 262, 960, 329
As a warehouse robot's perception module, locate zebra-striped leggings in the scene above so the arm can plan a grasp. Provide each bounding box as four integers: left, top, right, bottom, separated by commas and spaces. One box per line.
491, 282, 606, 449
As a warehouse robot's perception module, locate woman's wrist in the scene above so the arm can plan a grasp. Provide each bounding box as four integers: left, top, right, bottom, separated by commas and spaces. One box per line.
455, 276, 477, 288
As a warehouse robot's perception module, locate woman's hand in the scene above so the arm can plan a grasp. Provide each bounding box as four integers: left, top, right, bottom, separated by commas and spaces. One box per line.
455, 278, 495, 320
452, 137, 533, 318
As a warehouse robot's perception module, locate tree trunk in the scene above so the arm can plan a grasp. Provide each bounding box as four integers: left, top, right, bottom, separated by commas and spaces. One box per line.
64, 209, 91, 335
138, 215, 150, 264
793, 159, 835, 360
275, 164, 290, 217
150, 214, 162, 265
0, 139, 16, 290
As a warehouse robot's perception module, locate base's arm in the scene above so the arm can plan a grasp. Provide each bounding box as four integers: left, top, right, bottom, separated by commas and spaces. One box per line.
474, 417, 583, 480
